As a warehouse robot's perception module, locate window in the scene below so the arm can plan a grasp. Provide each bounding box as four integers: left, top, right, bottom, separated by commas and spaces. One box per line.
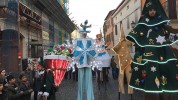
115, 25, 118, 35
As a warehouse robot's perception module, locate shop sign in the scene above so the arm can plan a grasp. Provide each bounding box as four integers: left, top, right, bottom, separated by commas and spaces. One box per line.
42, 31, 49, 40
19, 3, 41, 24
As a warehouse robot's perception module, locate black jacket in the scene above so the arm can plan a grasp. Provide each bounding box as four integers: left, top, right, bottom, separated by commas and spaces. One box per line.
7, 83, 23, 100
19, 81, 32, 100
0, 90, 8, 100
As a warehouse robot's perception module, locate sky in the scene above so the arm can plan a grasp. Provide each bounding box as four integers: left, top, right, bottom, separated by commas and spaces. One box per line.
69, 0, 122, 39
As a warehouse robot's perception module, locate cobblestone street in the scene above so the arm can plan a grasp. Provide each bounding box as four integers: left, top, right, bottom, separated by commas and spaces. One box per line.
28, 70, 178, 100
55, 70, 178, 100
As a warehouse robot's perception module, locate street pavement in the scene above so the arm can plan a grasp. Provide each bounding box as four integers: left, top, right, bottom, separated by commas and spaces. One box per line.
56, 70, 178, 100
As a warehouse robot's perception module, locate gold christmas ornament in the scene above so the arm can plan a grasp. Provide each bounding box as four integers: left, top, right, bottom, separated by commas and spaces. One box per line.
155, 77, 160, 88
135, 78, 140, 86
144, 52, 154, 57
161, 76, 167, 86
149, 39, 154, 44
136, 56, 142, 63
131, 30, 137, 34
146, 2, 152, 7
140, 32, 144, 36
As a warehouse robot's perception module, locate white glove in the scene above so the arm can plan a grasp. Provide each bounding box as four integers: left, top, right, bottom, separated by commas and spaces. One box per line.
38, 91, 43, 95
43, 92, 49, 97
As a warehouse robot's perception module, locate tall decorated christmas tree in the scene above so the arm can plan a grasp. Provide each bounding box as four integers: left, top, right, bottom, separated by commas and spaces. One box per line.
126, 0, 178, 93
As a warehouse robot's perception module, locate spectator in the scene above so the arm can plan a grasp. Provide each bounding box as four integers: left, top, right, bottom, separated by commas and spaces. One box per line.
21, 63, 34, 88
33, 63, 45, 100
19, 74, 33, 100
6, 74, 23, 100
110, 56, 118, 80
0, 76, 8, 100
0, 68, 7, 85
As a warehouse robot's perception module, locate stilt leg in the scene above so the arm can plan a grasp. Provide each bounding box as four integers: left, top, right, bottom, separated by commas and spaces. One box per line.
118, 92, 120, 100
97, 70, 101, 90
130, 94, 133, 100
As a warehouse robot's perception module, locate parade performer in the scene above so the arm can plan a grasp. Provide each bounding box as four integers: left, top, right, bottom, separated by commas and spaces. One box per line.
95, 33, 111, 90
126, 0, 178, 99
112, 23, 133, 95
42, 44, 72, 100
37, 57, 56, 100
72, 20, 96, 100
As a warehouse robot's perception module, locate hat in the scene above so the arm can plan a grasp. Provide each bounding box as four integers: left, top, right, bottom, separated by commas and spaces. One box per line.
96, 34, 102, 39
138, 0, 169, 26
7, 75, 15, 82
38, 57, 46, 68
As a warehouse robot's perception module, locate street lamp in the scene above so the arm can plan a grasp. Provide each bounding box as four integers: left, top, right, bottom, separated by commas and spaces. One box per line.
131, 21, 136, 28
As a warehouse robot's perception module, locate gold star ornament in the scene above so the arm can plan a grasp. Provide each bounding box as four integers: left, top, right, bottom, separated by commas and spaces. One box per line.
136, 56, 142, 63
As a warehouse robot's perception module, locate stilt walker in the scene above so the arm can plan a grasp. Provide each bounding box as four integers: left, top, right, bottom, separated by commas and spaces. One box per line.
95, 33, 111, 90
72, 20, 97, 100
126, 0, 178, 100
112, 23, 133, 100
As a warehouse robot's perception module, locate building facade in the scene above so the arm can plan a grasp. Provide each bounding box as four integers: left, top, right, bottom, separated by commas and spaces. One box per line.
103, 9, 115, 55
112, 0, 142, 54
112, 0, 178, 55
0, 0, 75, 73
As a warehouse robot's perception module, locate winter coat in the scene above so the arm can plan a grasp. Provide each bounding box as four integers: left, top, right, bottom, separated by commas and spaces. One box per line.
0, 90, 8, 100
19, 81, 32, 100
6, 83, 23, 100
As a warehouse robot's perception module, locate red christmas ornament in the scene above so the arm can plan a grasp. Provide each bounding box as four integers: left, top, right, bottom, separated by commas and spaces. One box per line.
176, 75, 178, 80
164, 30, 168, 34
67, 48, 72, 53
61, 46, 65, 50
160, 56, 163, 61
142, 70, 146, 78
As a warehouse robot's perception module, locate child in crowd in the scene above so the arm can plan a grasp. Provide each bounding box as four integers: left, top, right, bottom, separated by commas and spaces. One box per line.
19, 74, 33, 100
0, 68, 7, 85
6, 74, 23, 100
0, 76, 8, 100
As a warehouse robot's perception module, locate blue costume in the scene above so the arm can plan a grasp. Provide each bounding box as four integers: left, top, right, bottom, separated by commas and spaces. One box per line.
72, 20, 96, 100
